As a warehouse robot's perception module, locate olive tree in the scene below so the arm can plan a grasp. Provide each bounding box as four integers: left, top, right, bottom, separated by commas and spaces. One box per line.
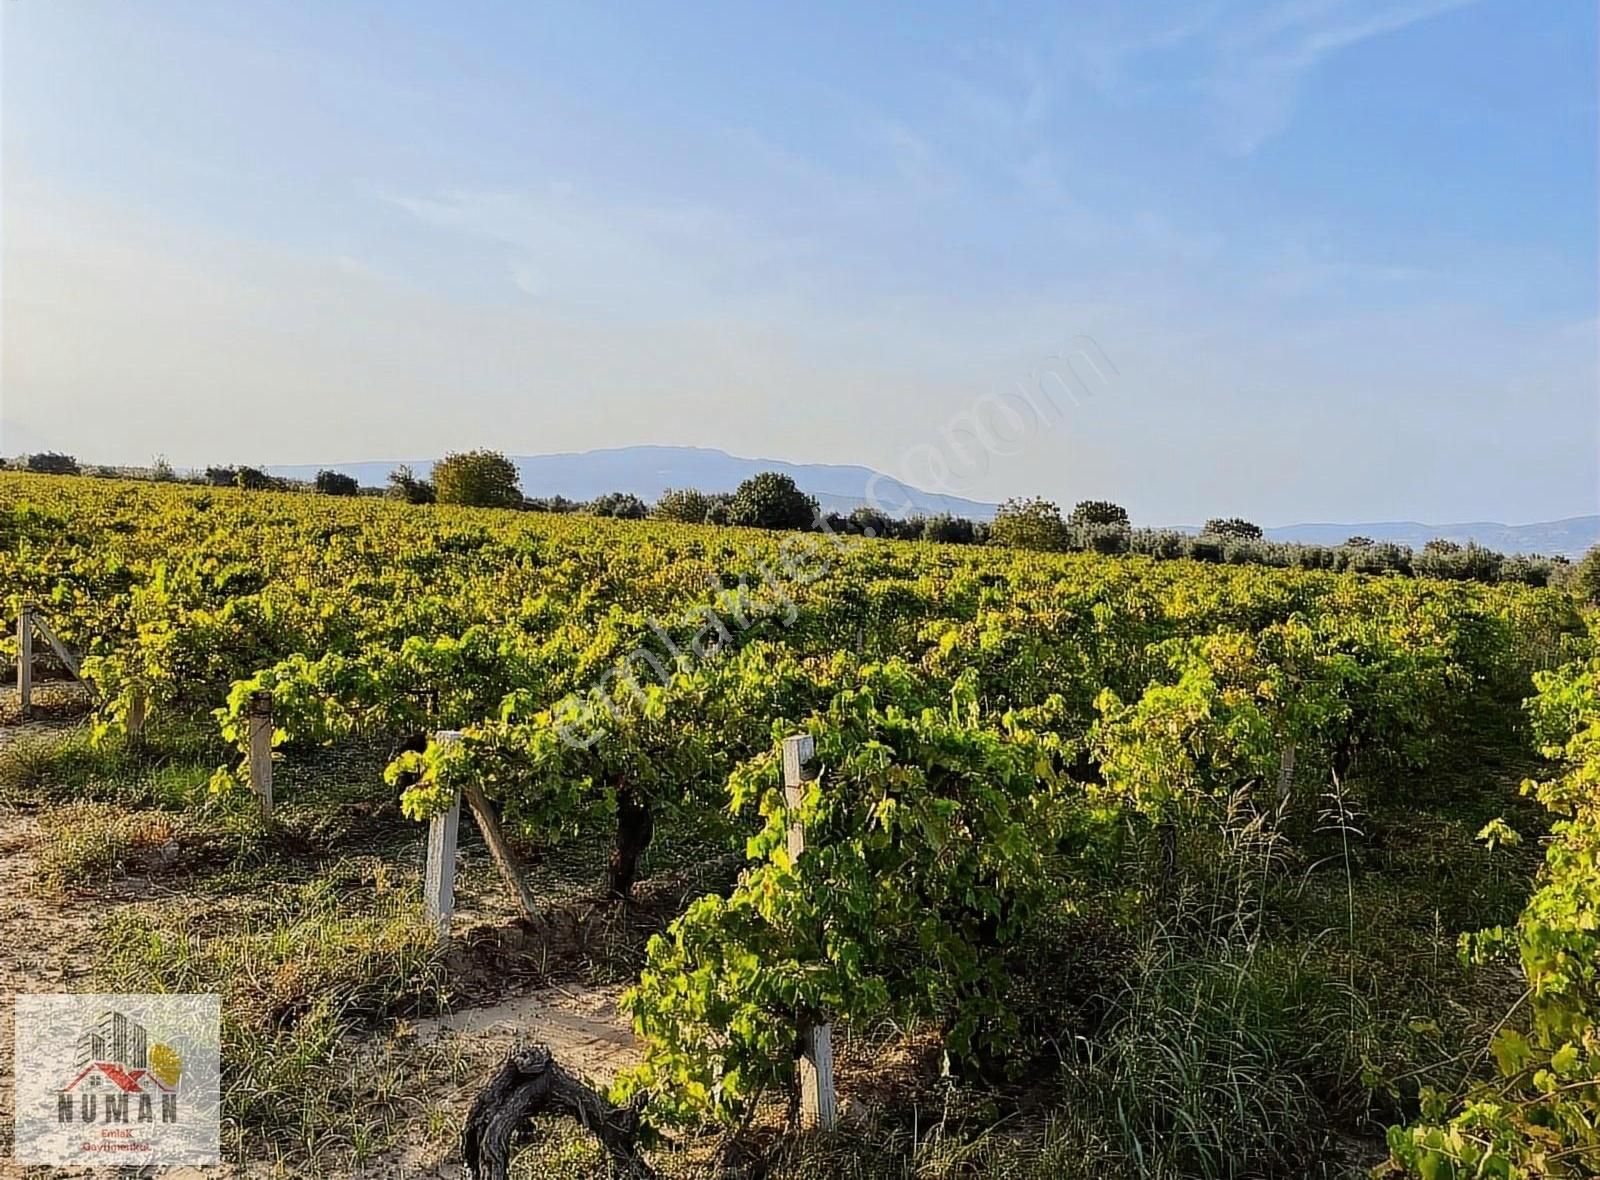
989, 497, 1070, 552
1068, 500, 1130, 530
235, 466, 279, 491
25, 452, 80, 475
653, 487, 717, 524
315, 469, 360, 496
433, 450, 522, 508
1202, 517, 1263, 541
387, 464, 437, 504
726, 472, 818, 531
588, 492, 649, 519
1576, 546, 1600, 606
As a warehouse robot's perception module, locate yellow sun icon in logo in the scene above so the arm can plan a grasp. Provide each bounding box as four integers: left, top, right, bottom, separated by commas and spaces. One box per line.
148, 1043, 182, 1088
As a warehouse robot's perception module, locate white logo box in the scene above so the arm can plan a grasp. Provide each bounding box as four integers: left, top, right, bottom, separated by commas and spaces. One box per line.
12, 993, 221, 1166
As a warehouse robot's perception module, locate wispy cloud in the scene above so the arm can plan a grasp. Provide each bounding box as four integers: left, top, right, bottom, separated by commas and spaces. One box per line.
1207, 0, 1483, 153
1055, 0, 1482, 153
386, 186, 815, 316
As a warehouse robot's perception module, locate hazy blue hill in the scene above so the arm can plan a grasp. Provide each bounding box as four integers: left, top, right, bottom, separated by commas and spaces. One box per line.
269, 445, 1597, 557
270, 445, 1002, 520
1260, 517, 1600, 558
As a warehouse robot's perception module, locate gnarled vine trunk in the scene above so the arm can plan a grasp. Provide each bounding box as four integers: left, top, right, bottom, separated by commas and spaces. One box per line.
606, 789, 654, 900
462, 1046, 653, 1179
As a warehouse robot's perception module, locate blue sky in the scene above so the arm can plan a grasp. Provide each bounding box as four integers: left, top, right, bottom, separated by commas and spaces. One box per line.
3, 0, 1595, 524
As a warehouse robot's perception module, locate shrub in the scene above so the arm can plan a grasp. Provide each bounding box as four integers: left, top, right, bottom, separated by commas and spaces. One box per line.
432, 450, 521, 508
1202, 517, 1263, 540
1339, 541, 1411, 576
653, 487, 717, 524
1414, 541, 1501, 583
1078, 522, 1132, 555
525, 494, 580, 513
1573, 545, 1600, 606
1069, 500, 1130, 530
1130, 528, 1188, 560
587, 491, 649, 519
846, 505, 900, 538
990, 496, 1070, 552
234, 466, 279, 491
620, 671, 1092, 1127
921, 513, 978, 544
314, 470, 359, 496
1498, 555, 1551, 588
25, 451, 80, 475
726, 471, 818, 530
386, 464, 436, 505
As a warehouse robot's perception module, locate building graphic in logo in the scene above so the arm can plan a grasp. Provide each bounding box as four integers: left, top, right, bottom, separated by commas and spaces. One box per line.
55, 1008, 182, 1127
13, 993, 220, 1165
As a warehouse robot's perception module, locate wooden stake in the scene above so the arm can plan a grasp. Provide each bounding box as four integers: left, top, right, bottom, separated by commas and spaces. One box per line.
17, 606, 32, 717
424, 731, 464, 945
781, 732, 837, 1131
1277, 742, 1297, 804
247, 690, 274, 819
782, 733, 815, 862
30, 613, 82, 681
462, 777, 539, 923
126, 685, 148, 741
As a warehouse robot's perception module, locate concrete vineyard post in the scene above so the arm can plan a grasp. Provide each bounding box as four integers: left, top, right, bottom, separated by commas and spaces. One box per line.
424, 730, 463, 945
17, 606, 32, 717
781, 732, 839, 1131
246, 690, 274, 819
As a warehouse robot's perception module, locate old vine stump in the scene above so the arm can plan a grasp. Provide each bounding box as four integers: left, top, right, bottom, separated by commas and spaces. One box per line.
462, 1045, 654, 1179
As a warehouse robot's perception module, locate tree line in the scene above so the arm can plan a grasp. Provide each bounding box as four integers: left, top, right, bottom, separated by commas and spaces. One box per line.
9, 448, 1592, 593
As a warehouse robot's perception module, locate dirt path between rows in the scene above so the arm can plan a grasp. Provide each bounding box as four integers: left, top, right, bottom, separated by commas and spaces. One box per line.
0, 809, 104, 1180
411, 984, 640, 1089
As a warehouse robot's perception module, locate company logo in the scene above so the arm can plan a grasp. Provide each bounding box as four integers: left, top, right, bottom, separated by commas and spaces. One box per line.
56, 1008, 183, 1128
12, 994, 220, 1165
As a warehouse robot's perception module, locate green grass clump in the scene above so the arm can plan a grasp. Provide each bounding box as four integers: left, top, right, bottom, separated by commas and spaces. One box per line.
30, 801, 184, 893
0, 724, 216, 807
95, 875, 450, 1167
1067, 928, 1350, 1177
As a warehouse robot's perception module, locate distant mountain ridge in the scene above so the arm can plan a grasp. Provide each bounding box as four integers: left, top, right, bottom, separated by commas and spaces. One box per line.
270, 444, 1000, 521
1160, 518, 1599, 557
1260, 518, 1599, 558
268, 445, 1597, 557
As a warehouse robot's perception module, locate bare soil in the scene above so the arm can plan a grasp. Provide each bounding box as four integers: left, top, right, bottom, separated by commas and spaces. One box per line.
0, 711, 645, 1179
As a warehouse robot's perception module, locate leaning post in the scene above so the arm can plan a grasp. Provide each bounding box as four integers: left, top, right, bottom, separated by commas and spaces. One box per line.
423, 731, 464, 946
781, 732, 838, 1131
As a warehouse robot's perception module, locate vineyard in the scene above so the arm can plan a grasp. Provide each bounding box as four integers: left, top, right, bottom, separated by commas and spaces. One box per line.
2, 470, 1597, 1179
